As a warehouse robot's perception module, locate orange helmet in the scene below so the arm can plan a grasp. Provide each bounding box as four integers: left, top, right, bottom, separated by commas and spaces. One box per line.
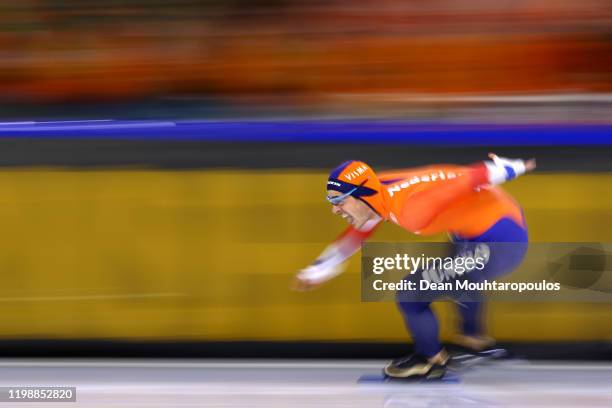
327, 160, 386, 216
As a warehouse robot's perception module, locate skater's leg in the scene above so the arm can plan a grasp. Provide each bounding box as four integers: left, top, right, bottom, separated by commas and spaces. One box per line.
451, 217, 529, 347
457, 299, 483, 338
397, 300, 442, 358
455, 299, 496, 351
384, 299, 449, 379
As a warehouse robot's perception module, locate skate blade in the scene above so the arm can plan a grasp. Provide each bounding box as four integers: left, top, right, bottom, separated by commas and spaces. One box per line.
358, 373, 460, 384
448, 348, 510, 372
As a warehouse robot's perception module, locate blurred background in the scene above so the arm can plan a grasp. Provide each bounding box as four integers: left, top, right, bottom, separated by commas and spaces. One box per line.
0, 0, 611, 358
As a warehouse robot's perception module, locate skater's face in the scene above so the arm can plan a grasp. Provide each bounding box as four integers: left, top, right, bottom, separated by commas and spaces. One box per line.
327, 190, 376, 229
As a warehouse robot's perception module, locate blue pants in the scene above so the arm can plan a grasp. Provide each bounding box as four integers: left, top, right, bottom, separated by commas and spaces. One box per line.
397, 217, 528, 357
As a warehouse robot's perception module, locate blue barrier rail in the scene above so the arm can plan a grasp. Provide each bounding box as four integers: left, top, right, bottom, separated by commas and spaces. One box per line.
0, 120, 610, 145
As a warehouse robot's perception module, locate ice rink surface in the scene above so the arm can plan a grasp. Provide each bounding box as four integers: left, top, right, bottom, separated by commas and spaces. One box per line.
0, 359, 611, 407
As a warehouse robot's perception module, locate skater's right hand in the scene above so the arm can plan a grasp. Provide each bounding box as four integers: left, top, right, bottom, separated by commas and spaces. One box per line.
291, 262, 344, 291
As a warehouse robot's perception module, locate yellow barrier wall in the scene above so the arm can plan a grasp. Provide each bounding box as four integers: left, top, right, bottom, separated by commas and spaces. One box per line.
0, 169, 610, 342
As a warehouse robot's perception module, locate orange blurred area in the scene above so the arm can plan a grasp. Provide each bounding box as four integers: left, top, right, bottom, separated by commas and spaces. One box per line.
0, 0, 610, 102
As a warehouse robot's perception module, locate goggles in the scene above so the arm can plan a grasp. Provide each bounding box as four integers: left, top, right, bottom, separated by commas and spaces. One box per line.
327, 186, 358, 205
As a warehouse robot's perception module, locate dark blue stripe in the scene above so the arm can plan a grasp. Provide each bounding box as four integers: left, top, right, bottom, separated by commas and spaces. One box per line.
504, 165, 517, 180
326, 178, 355, 194
380, 178, 404, 185
0, 120, 611, 145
